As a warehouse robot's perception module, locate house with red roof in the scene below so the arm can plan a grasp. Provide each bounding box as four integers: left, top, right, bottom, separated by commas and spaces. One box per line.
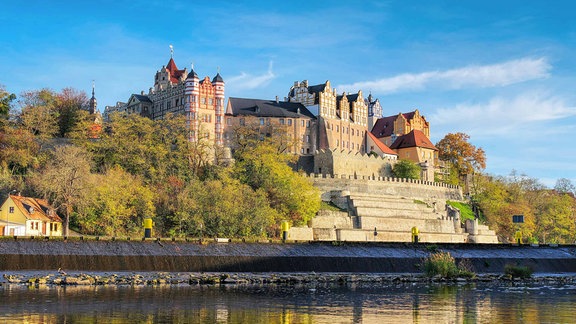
0, 194, 63, 236
389, 130, 438, 181
371, 109, 430, 147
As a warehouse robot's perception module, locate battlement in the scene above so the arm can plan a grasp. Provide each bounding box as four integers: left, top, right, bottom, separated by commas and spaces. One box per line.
304, 172, 460, 190
313, 148, 397, 179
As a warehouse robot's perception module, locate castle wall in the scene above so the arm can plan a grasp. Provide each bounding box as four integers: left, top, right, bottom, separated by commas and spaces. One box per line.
313, 149, 396, 179
306, 173, 463, 203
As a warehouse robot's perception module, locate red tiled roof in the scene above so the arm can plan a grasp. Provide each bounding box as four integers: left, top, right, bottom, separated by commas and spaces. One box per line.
390, 129, 437, 151
9, 195, 63, 222
367, 131, 397, 155
165, 58, 186, 84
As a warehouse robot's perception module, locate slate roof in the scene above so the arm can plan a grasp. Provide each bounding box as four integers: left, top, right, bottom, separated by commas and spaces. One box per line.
227, 97, 316, 119
371, 115, 397, 138
367, 131, 398, 156
212, 73, 224, 83
187, 68, 198, 79
132, 94, 152, 103
389, 130, 437, 151
9, 195, 63, 223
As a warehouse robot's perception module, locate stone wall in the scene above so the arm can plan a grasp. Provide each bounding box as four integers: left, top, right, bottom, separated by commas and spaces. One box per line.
306, 174, 463, 203
313, 149, 396, 179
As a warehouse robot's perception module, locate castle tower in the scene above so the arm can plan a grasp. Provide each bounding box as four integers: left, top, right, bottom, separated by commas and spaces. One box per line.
185, 66, 200, 142
89, 81, 97, 114
212, 70, 225, 146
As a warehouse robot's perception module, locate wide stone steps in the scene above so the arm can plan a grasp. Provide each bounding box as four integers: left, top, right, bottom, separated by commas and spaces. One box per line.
357, 217, 457, 233
354, 207, 440, 219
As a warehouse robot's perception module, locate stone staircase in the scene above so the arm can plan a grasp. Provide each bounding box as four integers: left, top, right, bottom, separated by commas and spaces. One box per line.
345, 192, 467, 243
288, 189, 500, 244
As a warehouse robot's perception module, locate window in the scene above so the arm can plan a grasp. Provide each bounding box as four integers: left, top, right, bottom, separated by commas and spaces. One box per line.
30, 222, 34, 230
216, 116, 221, 123
336, 126, 339, 132
201, 98, 206, 104
54, 224, 58, 232
9, 206, 14, 213
240, 118, 245, 126
301, 148, 305, 154
227, 118, 232, 125
209, 99, 213, 105
167, 101, 171, 109
287, 119, 292, 126
306, 135, 310, 143
280, 119, 285, 125
307, 121, 310, 127
35, 222, 39, 230
301, 120, 305, 127
259, 118, 265, 125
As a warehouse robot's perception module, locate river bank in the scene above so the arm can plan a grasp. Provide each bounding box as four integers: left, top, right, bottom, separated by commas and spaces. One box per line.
3, 271, 576, 287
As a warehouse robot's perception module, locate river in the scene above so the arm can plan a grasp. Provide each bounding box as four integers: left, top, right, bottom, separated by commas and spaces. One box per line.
1, 277, 575, 323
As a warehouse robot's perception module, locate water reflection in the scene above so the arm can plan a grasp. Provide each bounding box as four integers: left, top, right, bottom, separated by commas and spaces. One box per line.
1, 281, 575, 323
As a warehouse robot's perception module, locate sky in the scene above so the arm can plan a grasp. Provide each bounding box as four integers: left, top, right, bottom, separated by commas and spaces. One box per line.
1, 0, 575, 187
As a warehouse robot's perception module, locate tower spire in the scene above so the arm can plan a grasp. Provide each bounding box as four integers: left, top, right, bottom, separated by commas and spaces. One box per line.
89, 80, 97, 114
169, 44, 174, 58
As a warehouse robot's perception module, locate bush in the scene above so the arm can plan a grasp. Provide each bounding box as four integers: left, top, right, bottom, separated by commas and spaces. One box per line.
422, 252, 476, 279
504, 264, 533, 278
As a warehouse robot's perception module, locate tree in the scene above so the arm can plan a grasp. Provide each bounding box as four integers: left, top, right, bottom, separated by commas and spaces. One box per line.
0, 84, 16, 119
74, 166, 155, 236
31, 145, 92, 236
55, 87, 88, 137
392, 159, 421, 179
233, 138, 320, 227
554, 178, 576, 196
436, 132, 486, 185
18, 89, 59, 140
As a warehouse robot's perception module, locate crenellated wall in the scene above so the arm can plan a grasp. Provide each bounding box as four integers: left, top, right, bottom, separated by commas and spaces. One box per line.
305, 173, 463, 203
313, 149, 397, 179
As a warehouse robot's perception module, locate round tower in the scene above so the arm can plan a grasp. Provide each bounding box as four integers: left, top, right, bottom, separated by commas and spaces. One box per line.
185, 66, 200, 142
212, 71, 225, 146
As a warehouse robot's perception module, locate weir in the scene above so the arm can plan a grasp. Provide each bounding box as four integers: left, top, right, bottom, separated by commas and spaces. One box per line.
0, 239, 575, 273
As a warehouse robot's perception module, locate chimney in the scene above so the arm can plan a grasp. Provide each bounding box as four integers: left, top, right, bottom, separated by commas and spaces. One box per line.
275, 96, 279, 104
141, 91, 145, 95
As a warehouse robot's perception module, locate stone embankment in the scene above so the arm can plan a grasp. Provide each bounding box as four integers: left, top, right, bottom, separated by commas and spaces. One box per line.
0, 238, 575, 274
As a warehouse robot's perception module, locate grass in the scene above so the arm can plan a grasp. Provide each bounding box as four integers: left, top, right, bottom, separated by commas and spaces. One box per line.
446, 201, 476, 222
504, 264, 533, 278
422, 252, 476, 279
319, 201, 347, 212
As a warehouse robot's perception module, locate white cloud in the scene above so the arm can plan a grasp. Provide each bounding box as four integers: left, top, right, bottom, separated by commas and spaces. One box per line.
226, 61, 276, 92
429, 92, 576, 138
337, 57, 551, 94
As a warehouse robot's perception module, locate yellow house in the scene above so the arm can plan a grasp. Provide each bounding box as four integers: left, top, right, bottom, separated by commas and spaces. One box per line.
0, 194, 63, 236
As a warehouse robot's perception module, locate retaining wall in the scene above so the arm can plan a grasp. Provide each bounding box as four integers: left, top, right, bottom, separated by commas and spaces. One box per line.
0, 239, 575, 274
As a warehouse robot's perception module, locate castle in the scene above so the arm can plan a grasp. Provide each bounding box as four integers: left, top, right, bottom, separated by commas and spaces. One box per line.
104, 55, 439, 181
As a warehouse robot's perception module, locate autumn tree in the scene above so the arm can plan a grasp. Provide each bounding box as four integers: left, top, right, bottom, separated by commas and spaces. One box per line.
392, 159, 421, 179
436, 132, 486, 188
18, 89, 60, 140
233, 137, 320, 227
31, 145, 92, 236
55, 87, 88, 137
74, 166, 155, 236
554, 178, 576, 196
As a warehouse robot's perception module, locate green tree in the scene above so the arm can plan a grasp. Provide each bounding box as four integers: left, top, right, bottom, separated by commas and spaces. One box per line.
0, 84, 16, 119
30, 145, 92, 236
233, 136, 320, 227
74, 166, 155, 236
392, 159, 421, 179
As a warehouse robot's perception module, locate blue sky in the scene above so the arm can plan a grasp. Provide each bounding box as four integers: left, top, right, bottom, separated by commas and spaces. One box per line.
1, 1, 575, 187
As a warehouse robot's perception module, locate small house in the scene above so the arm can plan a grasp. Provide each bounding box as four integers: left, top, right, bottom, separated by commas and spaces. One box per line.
0, 194, 63, 236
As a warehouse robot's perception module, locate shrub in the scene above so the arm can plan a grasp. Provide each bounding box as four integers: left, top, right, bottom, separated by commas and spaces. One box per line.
504, 264, 533, 278
423, 252, 460, 278
422, 252, 476, 279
